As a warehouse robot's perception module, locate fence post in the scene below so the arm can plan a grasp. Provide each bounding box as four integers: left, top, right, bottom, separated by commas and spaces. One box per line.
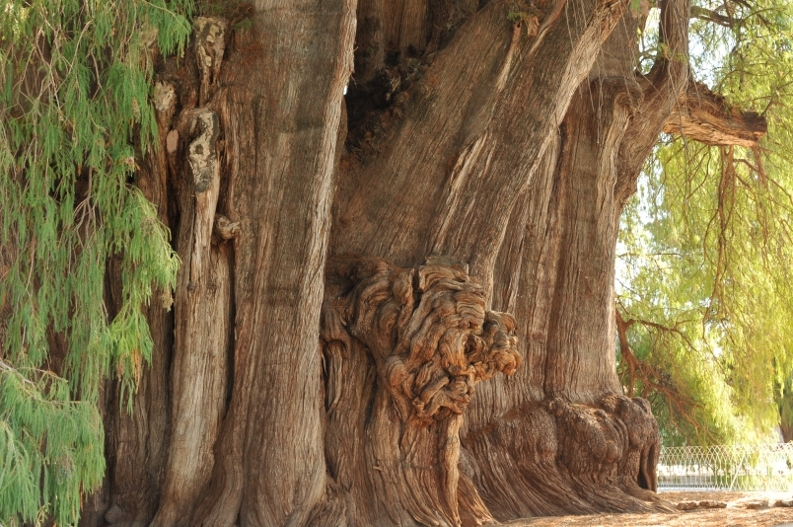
728, 448, 746, 492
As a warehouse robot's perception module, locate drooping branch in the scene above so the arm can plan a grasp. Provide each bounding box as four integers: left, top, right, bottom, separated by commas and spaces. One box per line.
614, 308, 711, 440
663, 81, 768, 147
690, 6, 740, 27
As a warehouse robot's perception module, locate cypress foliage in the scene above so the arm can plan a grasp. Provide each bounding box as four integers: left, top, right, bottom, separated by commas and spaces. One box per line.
617, 0, 793, 446
0, 1, 192, 524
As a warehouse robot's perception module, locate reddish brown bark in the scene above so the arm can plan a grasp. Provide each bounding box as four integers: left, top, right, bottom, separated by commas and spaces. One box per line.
317, 0, 667, 523
319, 255, 520, 526
192, 5, 356, 526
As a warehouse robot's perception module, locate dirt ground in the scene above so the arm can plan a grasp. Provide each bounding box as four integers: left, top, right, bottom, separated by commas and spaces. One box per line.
503, 491, 793, 527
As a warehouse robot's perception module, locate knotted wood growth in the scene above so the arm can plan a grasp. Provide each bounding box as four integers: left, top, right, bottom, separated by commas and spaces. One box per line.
319, 255, 520, 527
145, 16, 232, 527
463, 394, 669, 519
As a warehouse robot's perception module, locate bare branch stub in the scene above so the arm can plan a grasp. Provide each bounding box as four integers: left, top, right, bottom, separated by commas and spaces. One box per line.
663, 81, 768, 148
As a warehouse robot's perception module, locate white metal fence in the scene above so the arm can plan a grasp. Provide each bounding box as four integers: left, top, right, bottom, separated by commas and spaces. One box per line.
658, 443, 793, 491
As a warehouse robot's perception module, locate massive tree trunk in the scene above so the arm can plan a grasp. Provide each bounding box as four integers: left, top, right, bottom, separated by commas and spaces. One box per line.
82, 0, 765, 526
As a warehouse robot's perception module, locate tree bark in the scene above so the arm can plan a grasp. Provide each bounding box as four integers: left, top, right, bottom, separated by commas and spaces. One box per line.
93, 4, 356, 526
315, 0, 674, 523
462, 78, 668, 517
192, 5, 356, 527
318, 255, 520, 526
96, 75, 180, 527
782, 424, 793, 444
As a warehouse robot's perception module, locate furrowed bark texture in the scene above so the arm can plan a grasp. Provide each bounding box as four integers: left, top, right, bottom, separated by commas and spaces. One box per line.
463, 78, 667, 519
335, 0, 627, 294
192, 4, 356, 527
459, 0, 692, 518
320, 0, 665, 524
91, 3, 356, 526
663, 80, 768, 148
82, 0, 768, 526
155, 33, 232, 524
460, 0, 765, 519
95, 75, 181, 527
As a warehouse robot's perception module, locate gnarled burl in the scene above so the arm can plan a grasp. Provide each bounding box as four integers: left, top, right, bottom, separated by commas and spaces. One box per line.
463, 395, 667, 519
319, 255, 520, 527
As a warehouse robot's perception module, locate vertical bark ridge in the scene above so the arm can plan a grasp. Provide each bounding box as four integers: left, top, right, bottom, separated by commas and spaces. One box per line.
459, 5, 693, 518
154, 106, 231, 526
334, 0, 628, 295
395, 0, 429, 56
102, 285, 173, 527
192, 3, 357, 526
99, 76, 181, 527
543, 78, 640, 402
465, 134, 563, 430
136, 19, 234, 527
459, 74, 674, 519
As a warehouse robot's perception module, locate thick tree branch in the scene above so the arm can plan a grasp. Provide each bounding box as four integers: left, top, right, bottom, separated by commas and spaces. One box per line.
647, 0, 691, 102
663, 81, 768, 147
690, 6, 739, 27
615, 0, 690, 204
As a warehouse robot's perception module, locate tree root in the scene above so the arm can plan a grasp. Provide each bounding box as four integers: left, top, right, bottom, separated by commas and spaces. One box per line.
463, 395, 675, 520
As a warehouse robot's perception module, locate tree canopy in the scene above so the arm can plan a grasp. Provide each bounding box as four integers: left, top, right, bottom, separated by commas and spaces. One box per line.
616, 0, 793, 445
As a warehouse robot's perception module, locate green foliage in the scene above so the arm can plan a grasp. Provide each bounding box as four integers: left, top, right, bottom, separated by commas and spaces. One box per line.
0, 0, 191, 524
618, 0, 793, 446
507, 11, 530, 24
1, 366, 104, 526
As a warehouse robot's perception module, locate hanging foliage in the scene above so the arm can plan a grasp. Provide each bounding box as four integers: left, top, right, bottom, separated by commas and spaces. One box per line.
617, 0, 793, 446
0, 1, 191, 524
